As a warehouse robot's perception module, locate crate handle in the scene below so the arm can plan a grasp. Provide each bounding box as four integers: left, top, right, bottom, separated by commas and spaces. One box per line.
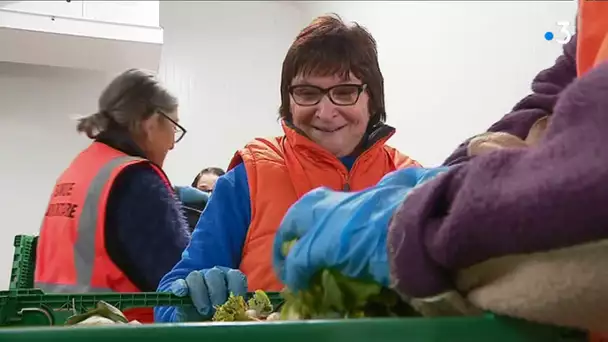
18, 307, 53, 326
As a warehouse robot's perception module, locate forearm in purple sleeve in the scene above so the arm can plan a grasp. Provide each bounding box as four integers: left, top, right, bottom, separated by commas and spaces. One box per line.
390, 60, 608, 298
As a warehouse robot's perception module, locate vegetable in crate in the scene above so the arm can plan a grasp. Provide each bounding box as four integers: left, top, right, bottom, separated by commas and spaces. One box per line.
279, 240, 417, 320
212, 290, 280, 321
65, 301, 142, 326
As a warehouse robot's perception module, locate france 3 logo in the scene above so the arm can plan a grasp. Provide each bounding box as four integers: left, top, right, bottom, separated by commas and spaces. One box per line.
544, 22, 574, 45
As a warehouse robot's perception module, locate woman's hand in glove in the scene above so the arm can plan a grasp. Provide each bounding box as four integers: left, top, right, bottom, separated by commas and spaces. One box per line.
273, 167, 448, 293
170, 267, 247, 320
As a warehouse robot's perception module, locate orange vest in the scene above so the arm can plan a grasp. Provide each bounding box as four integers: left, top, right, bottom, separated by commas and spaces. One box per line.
34, 142, 172, 323
577, 0, 608, 77
228, 121, 420, 291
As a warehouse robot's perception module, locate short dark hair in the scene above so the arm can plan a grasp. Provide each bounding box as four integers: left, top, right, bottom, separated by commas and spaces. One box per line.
191, 167, 226, 187
279, 14, 386, 125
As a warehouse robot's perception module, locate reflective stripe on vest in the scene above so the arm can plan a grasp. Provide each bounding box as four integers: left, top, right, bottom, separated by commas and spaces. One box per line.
35, 155, 144, 293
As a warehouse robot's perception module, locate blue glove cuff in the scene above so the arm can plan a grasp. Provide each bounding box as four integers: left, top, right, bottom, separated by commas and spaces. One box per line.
175, 186, 210, 205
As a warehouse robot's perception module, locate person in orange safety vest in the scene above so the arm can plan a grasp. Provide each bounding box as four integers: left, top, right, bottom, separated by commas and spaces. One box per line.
155, 14, 421, 322
273, 0, 608, 338
35, 69, 191, 324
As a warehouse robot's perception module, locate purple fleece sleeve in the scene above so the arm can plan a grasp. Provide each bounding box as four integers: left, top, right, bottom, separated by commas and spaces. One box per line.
388, 60, 608, 299
443, 35, 578, 166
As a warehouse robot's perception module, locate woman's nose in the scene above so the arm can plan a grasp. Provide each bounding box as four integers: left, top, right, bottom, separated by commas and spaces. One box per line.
314, 96, 338, 120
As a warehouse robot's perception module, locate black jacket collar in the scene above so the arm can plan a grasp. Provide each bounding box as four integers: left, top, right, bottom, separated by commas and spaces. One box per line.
95, 128, 148, 160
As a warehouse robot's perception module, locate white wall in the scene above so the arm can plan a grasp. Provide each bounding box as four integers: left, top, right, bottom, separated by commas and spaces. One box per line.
157, 1, 309, 184
0, 62, 112, 288
298, 1, 578, 166
0, 1, 309, 288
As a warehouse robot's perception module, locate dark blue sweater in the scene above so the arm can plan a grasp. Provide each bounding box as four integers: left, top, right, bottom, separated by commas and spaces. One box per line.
97, 131, 191, 292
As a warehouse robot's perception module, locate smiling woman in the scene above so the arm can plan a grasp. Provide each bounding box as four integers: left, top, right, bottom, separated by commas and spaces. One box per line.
154, 14, 421, 323
280, 15, 387, 158
288, 80, 369, 157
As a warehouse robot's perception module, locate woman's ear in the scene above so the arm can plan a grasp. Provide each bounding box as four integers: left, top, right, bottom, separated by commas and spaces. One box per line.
138, 115, 158, 142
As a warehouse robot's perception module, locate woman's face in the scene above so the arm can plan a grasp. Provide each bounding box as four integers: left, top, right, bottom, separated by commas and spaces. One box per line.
196, 173, 219, 192
140, 109, 179, 167
289, 73, 370, 157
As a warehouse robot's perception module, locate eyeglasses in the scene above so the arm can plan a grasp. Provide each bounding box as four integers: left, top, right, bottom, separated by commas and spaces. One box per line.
288, 83, 367, 106
158, 111, 187, 143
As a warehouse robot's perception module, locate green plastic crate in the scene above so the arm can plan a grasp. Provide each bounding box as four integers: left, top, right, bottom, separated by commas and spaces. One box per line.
0, 315, 587, 342
9, 235, 37, 290
0, 288, 283, 327
2, 235, 586, 341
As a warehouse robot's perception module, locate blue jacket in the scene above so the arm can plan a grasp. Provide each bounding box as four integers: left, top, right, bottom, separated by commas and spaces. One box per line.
154, 156, 356, 322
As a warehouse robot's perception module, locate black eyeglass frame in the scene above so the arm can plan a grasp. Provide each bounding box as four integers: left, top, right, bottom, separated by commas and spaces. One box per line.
157, 110, 187, 143
288, 83, 368, 106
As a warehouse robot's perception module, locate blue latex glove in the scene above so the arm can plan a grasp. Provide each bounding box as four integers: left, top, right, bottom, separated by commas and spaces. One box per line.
273, 166, 448, 293
170, 267, 247, 321
174, 186, 210, 207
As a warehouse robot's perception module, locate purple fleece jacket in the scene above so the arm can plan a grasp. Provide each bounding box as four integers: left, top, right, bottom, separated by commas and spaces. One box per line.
388, 59, 608, 299
443, 35, 578, 166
